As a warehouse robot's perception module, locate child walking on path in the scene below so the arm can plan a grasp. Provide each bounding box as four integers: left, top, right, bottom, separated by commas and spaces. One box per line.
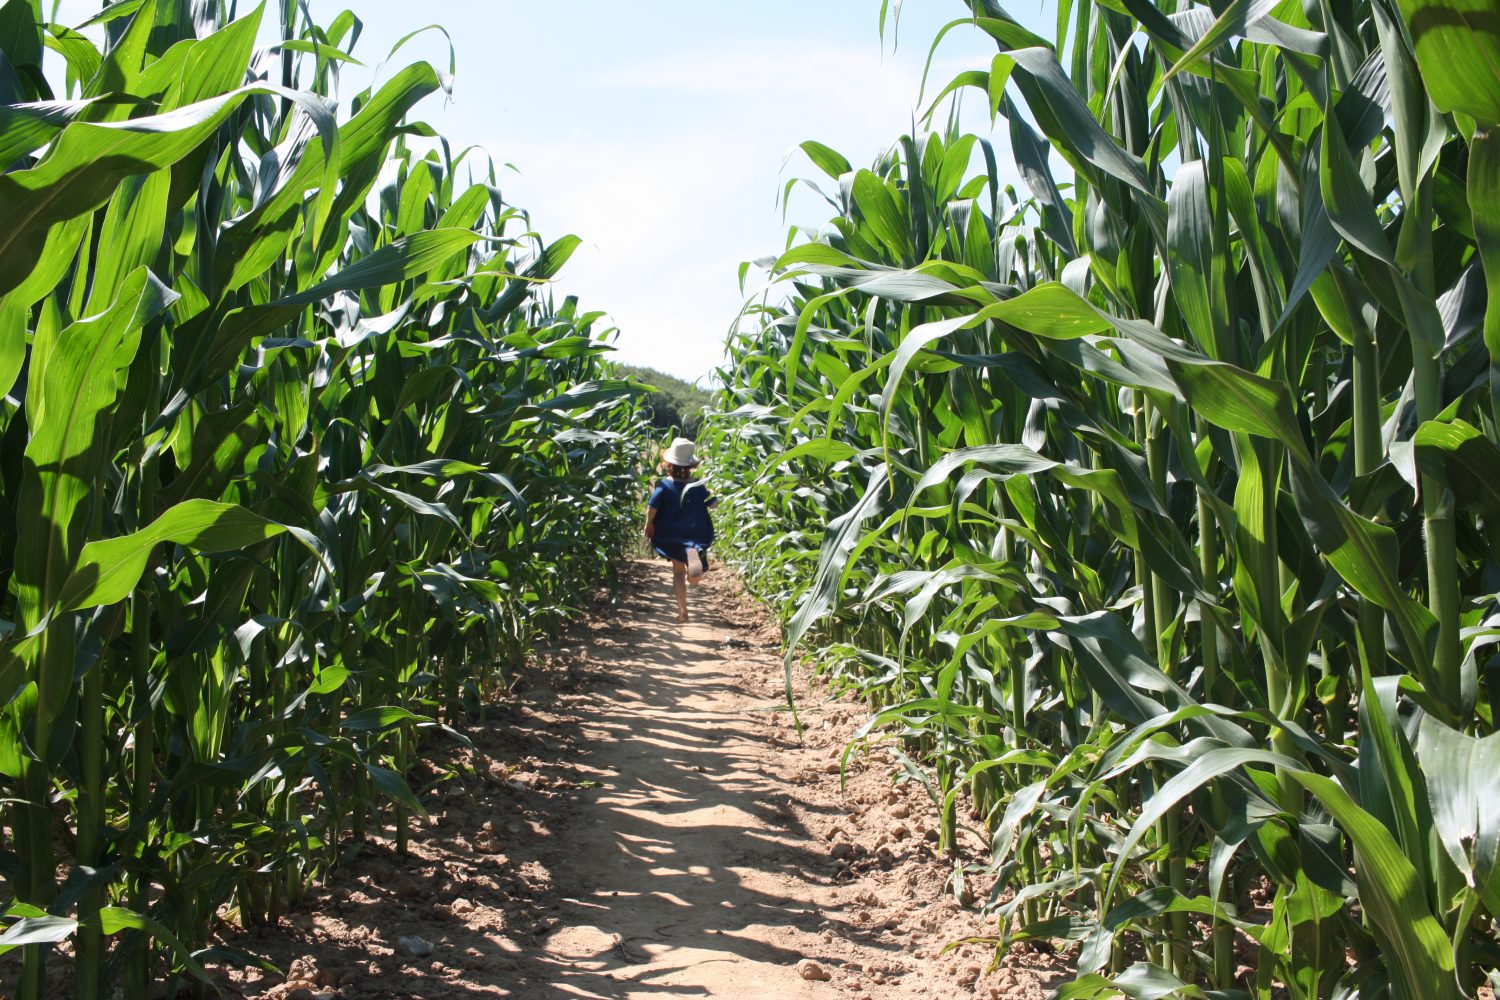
644, 437, 718, 624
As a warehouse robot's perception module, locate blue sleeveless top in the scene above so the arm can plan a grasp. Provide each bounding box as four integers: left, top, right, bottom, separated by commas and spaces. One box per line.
648, 478, 715, 546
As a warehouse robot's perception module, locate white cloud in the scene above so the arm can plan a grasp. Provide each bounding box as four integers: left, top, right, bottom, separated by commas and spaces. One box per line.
483, 130, 771, 383
476, 41, 1009, 383
606, 42, 925, 102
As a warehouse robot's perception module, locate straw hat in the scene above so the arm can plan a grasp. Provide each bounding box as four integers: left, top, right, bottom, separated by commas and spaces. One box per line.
662, 437, 700, 467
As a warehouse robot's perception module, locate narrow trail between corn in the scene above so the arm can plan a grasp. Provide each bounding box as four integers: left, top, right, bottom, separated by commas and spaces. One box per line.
514, 563, 848, 999
500, 560, 1053, 999
229, 560, 1057, 999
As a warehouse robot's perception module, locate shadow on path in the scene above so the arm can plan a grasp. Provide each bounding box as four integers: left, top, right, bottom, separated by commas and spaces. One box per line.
495, 559, 883, 999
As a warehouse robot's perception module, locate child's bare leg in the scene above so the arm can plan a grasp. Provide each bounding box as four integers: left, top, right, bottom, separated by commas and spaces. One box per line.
685, 546, 705, 583
672, 563, 688, 622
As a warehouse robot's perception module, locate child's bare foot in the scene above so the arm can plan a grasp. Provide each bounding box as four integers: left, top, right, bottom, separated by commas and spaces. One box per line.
677, 610, 689, 624
686, 548, 705, 580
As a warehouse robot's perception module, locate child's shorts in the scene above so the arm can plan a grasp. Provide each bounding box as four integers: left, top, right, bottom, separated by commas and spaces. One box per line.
654, 542, 709, 568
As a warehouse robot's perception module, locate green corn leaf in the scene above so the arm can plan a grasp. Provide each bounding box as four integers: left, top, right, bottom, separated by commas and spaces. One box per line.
852, 170, 913, 261
1356, 676, 1432, 888
0, 97, 108, 171
195, 229, 492, 383
1287, 457, 1441, 680
1168, 361, 1303, 444
1286, 769, 1455, 996
0, 915, 77, 955
800, 139, 851, 179
1166, 161, 1216, 350
218, 62, 441, 295
1320, 116, 1395, 266
1470, 128, 1500, 429
14, 268, 176, 626
363, 459, 487, 479
1162, 0, 1281, 82
772, 242, 864, 272
1108, 749, 1290, 919
782, 464, 890, 714
0, 299, 24, 400
921, 68, 992, 121
75, 0, 145, 30
1415, 717, 1500, 895
161, 4, 264, 109
757, 439, 860, 478
486, 234, 582, 320
84, 169, 169, 315
0, 82, 335, 297
97, 907, 210, 984
56, 500, 287, 613
41, 24, 102, 89
340, 706, 430, 733
1006, 46, 1160, 208
1054, 962, 1206, 999
1054, 612, 1253, 747
277, 228, 487, 306
1413, 417, 1500, 515
785, 287, 854, 397
1394, 0, 1500, 124
365, 763, 428, 818
534, 379, 645, 412
269, 38, 363, 66
965, 14, 1053, 53
0, 0, 42, 78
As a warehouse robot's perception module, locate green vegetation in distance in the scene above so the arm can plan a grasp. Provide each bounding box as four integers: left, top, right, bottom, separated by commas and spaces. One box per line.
0, 1, 648, 997
705, 0, 1500, 996
618, 364, 714, 439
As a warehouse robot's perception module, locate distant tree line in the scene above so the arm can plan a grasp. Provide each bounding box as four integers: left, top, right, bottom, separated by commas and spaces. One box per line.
619, 365, 712, 439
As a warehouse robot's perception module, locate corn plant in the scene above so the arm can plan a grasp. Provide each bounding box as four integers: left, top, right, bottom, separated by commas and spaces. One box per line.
0, 2, 648, 997
706, 0, 1500, 995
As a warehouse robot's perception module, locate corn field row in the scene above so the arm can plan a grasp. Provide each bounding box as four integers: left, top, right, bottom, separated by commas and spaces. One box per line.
0, 1, 649, 996
705, 0, 1500, 996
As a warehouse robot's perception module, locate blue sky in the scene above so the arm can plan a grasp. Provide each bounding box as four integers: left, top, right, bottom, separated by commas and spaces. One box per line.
51, 1, 1055, 382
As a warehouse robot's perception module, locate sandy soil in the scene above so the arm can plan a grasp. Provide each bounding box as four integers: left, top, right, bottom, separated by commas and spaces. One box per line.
219, 560, 1063, 999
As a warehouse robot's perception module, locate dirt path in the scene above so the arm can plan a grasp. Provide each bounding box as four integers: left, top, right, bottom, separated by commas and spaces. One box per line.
225, 561, 1058, 999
